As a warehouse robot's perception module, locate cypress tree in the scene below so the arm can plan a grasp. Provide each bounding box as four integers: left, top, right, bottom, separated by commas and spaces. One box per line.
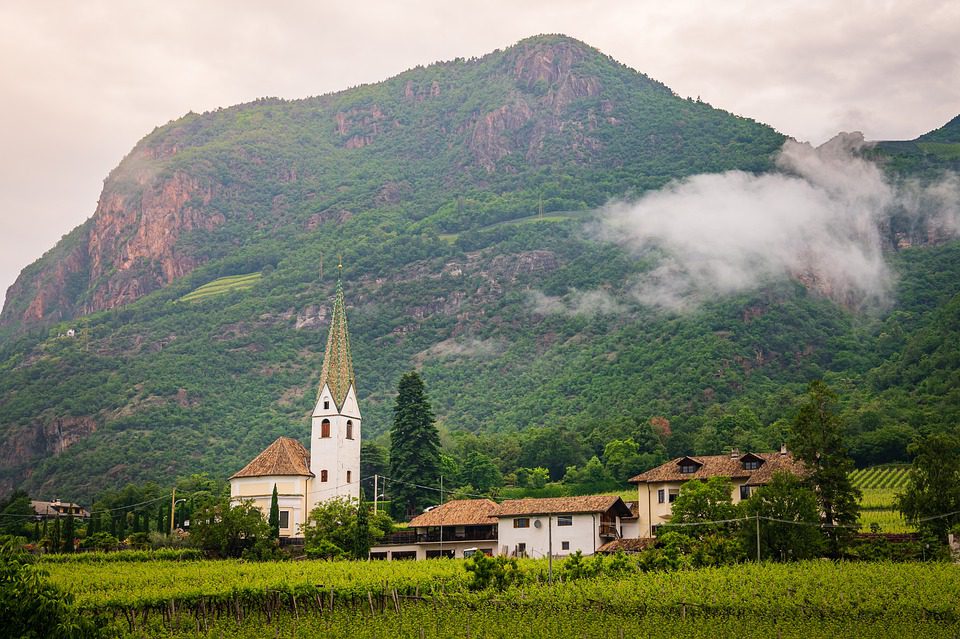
51, 517, 61, 553
269, 484, 281, 539
389, 371, 440, 520
62, 513, 75, 553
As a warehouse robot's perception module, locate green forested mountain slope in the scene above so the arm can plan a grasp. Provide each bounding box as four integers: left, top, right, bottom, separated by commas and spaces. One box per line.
0, 35, 957, 501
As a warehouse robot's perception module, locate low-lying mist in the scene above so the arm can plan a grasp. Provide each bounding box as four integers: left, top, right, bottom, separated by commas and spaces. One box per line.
551, 133, 960, 314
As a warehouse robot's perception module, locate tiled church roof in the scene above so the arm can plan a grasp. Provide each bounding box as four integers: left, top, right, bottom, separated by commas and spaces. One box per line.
230, 436, 313, 479
318, 277, 356, 410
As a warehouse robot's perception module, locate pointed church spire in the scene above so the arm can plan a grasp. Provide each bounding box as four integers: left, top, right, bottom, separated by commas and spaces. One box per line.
318, 268, 356, 409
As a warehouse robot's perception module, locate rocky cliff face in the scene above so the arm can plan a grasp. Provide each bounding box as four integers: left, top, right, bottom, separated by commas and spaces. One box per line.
1, 148, 222, 326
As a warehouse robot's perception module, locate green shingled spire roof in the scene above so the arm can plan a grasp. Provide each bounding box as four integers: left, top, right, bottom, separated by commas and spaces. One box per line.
318, 272, 355, 409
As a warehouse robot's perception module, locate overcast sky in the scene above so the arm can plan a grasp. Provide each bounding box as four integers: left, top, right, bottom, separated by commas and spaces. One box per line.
1, 0, 957, 306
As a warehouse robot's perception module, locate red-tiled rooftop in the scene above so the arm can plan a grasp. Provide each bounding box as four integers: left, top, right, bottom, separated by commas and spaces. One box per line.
230, 436, 314, 479
494, 495, 632, 518
628, 451, 805, 484
408, 499, 498, 527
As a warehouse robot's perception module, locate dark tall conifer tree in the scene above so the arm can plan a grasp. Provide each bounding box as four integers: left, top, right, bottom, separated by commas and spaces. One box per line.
788, 380, 861, 557
389, 371, 440, 519
269, 484, 281, 539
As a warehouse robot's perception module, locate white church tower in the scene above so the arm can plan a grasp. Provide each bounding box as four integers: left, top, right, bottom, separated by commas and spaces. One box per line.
307, 271, 361, 511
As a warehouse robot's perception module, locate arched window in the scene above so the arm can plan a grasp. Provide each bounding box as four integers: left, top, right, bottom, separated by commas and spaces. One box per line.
346, 420, 354, 440
323, 400, 329, 410
321, 419, 331, 438
346, 470, 352, 483
320, 470, 328, 482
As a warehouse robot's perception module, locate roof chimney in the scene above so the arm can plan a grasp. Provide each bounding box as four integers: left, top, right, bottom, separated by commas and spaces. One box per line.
730, 447, 740, 458
779, 443, 788, 455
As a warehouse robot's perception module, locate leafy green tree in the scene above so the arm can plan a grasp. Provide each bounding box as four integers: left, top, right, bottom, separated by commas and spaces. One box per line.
669, 476, 738, 534
518, 427, 586, 481
563, 456, 613, 492
896, 433, 960, 542
0, 490, 34, 537
739, 472, 823, 561
603, 438, 645, 482
303, 496, 392, 559
354, 490, 371, 560
268, 484, 280, 540
460, 451, 503, 494
788, 380, 861, 557
190, 500, 272, 558
389, 372, 440, 519
0, 540, 102, 638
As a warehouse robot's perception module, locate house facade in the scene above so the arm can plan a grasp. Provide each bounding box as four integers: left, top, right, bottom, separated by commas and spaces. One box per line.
229, 275, 361, 537
494, 496, 633, 558
628, 448, 805, 537
370, 499, 499, 560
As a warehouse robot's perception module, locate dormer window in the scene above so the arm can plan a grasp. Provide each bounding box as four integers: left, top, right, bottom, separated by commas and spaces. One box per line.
677, 457, 702, 474
740, 454, 764, 471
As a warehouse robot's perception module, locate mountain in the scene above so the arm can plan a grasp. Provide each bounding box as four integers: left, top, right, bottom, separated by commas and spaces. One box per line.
0, 35, 957, 501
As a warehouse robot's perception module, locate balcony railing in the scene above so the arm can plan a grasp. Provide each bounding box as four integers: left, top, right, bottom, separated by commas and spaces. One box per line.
599, 524, 619, 539
376, 527, 498, 546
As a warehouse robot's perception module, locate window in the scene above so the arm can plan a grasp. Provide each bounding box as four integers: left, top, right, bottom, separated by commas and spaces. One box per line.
557, 515, 573, 527
320, 470, 328, 482
740, 485, 751, 500
347, 470, 352, 483
279, 511, 290, 529
743, 460, 761, 470
561, 541, 570, 551
321, 419, 331, 438
346, 420, 354, 440
658, 489, 665, 504
668, 488, 680, 503
323, 400, 329, 410
679, 462, 699, 474
513, 517, 530, 528
516, 543, 526, 556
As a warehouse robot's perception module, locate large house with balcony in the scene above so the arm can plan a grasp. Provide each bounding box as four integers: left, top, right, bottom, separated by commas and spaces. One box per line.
370, 499, 499, 560
628, 448, 805, 538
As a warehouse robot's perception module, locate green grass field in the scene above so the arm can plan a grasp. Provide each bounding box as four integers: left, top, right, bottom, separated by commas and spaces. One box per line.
179, 272, 262, 302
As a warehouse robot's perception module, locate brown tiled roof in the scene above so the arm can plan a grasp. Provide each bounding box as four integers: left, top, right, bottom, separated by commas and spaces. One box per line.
494, 495, 632, 518
230, 436, 314, 479
628, 451, 805, 484
408, 499, 498, 527
622, 500, 640, 520
30, 500, 89, 518
597, 537, 655, 553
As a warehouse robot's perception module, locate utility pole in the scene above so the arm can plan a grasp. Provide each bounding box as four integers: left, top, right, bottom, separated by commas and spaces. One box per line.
439, 475, 444, 557
756, 513, 761, 562
548, 514, 553, 585
373, 475, 379, 514
170, 488, 176, 535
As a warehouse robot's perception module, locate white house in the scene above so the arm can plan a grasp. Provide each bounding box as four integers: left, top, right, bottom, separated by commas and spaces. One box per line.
229, 275, 361, 537
494, 495, 633, 558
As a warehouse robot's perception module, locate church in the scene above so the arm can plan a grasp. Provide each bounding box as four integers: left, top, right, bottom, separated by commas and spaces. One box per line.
229, 275, 361, 538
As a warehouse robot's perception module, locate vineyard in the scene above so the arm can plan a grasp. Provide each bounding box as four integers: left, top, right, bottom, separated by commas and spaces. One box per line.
178, 272, 262, 302
850, 466, 911, 490
849, 465, 913, 533
43, 557, 960, 637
